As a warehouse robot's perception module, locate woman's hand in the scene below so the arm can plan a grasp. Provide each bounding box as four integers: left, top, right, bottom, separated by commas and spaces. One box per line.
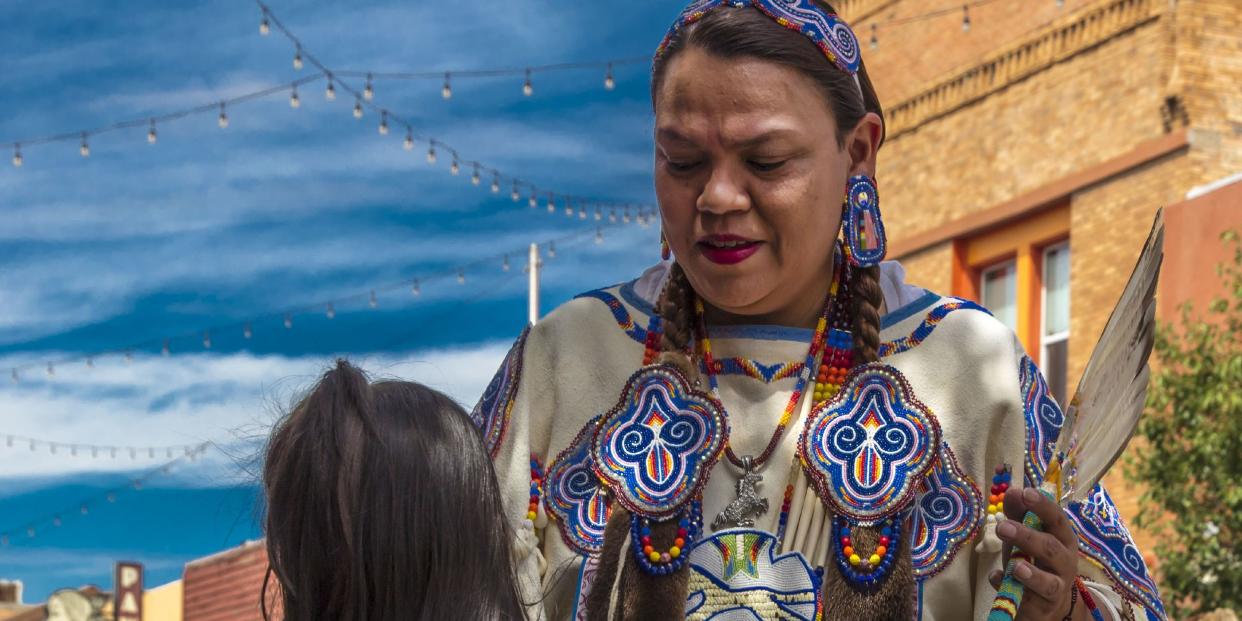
987, 487, 1086, 621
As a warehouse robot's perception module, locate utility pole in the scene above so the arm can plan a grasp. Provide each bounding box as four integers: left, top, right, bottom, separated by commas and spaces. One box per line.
528, 243, 540, 325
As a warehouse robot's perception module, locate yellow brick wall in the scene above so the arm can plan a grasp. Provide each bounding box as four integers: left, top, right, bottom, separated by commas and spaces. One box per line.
892, 241, 953, 295
876, 15, 1170, 240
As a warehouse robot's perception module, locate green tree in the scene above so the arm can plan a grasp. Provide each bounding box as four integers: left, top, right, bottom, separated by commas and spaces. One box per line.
1128, 230, 1242, 618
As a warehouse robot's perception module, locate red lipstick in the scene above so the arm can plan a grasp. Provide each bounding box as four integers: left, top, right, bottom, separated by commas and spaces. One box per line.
697, 234, 763, 265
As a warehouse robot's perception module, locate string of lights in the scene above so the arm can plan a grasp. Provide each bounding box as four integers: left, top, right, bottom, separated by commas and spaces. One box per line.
7, 216, 653, 382
1, 433, 202, 461
0, 443, 212, 548
863, 0, 1058, 49
254, 0, 656, 214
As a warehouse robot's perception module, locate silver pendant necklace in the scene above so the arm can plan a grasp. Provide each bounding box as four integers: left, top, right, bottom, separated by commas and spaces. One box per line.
713, 455, 770, 530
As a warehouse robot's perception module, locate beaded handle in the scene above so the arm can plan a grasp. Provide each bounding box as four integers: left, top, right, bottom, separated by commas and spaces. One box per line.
987, 503, 1046, 621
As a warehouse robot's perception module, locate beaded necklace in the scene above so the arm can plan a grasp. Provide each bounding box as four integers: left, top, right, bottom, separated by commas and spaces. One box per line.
694, 257, 851, 530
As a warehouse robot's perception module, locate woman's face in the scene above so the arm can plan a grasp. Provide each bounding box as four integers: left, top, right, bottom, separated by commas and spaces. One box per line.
654, 47, 878, 325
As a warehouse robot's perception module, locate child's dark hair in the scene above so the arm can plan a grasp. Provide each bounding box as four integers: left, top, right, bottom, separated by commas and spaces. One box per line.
261, 359, 526, 621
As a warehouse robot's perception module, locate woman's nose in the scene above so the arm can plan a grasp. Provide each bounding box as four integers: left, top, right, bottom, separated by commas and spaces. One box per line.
697, 164, 750, 214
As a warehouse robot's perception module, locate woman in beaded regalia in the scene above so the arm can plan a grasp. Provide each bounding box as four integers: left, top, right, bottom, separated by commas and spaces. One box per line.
472, 2, 1167, 620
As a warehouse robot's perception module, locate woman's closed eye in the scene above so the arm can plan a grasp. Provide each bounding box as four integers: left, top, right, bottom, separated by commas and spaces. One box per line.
748, 159, 787, 173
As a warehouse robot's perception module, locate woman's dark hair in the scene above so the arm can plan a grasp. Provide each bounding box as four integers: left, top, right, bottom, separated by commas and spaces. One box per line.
261, 360, 526, 621
651, 2, 888, 367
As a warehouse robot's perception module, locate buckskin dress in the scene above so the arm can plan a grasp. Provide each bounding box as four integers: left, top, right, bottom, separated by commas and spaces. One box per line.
473, 261, 1167, 621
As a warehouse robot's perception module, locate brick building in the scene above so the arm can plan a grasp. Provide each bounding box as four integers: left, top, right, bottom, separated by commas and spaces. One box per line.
181, 540, 276, 621
835, 0, 1242, 548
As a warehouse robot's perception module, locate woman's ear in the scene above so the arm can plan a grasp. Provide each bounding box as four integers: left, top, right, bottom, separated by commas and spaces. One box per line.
846, 112, 883, 177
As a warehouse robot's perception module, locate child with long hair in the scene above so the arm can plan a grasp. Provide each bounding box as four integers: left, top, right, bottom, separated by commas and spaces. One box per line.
261, 360, 526, 621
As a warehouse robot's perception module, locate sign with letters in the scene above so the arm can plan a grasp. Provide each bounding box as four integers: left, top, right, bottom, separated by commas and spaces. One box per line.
113, 562, 143, 621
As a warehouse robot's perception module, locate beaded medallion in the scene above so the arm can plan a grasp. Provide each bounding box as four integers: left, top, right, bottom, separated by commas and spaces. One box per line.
543, 416, 612, 555
798, 363, 941, 524
908, 444, 984, 579
592, 365, 728, 519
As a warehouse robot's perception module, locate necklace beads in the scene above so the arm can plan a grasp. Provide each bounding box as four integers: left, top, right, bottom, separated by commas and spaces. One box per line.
834, 516, 901, 588
813, 328, 855, 403
631, 500, 703, 575
526, 455, 544, 524
987, 464, 1012, 522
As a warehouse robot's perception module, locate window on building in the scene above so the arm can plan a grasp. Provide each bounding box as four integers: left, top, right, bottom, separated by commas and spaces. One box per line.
980, 260, 1018, 333
1040, 242, 1070, 404
952, 204, 1071, 394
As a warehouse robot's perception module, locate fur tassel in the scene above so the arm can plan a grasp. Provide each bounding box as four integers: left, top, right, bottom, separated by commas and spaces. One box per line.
584, 506, 690, 621
821, 521, 917, 621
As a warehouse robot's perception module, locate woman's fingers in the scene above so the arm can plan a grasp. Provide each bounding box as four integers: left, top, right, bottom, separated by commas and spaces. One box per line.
1013, 560, 1065, 601
1019, 488, 1078, 550
995, 517, 1069, 568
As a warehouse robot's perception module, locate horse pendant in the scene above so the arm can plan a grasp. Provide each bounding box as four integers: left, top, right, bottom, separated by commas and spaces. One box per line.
712, 455, 769, 531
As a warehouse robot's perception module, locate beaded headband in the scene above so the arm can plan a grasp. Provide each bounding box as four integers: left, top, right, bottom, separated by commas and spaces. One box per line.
657, 0, 864, 94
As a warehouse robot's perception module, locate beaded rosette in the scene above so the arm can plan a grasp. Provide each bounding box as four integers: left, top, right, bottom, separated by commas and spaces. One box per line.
543, 415, 613, 555
591, 365, 728, 519
799, 363, 941, 524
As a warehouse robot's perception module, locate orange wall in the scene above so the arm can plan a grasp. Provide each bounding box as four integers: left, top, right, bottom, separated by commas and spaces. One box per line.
1159, 178, 1242, 321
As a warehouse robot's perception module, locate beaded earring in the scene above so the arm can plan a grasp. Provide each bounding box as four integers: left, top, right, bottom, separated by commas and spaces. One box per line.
661, 232, 671, 261
842, 175, 886, 268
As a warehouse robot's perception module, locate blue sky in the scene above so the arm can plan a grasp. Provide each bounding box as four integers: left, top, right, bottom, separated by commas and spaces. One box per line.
0, 0, 677, 601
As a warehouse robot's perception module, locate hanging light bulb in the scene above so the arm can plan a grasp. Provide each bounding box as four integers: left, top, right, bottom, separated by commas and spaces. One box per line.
491, 174, 501, 194
325, 79, 336, 100
293, 47, 304, 70
85, 356, 93, 368
961, 5, 971, 32
609, 209, 618, 223
161, 340, 170, 357
442, 73, 453, 99
411, 279, 421, 296
403, 130, 414, 151
26, 527, 34, 539
369, 290, 378, 308
596, 227, 605, 244
529, 191, 538, 208
46, 362, 54, 376
548, 242, 557, 258
427, 143, 438, 164
243, 322, 253, 339
259, 13, 270, 36
353, 98, 364, 119
289, 85, 300, 108
79, 133, 90, 158
595, 207, 603, 221
364, 73, 374, 101
450, 158, 460, 176
457, 269, 466, 284
565, 201, 575, 217
12, 144, 21, 167
870, 24, 878, 49
471, 164, 481, 186
523, 69, 534, 97
147, 120, 157, 144
605, 63, 616, 91
326, 304, 335, 319
284, 313, 293, 329
378, 111, 389, 135
502, 255, 511, 272
623, 209, 632, 224
218, 103, 229, 128
124, 351, 133, 364
547, 194, 556, 213
579, 206, 588, 220
202, 331, 212, 349
511, 182, 521, 202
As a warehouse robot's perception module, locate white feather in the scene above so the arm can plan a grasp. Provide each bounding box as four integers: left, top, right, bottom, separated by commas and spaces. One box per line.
1052, 210, 1164, 503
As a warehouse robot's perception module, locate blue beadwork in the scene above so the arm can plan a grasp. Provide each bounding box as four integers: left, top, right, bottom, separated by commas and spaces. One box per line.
630, 500, 703, 576
832, 516, 902, 591
843, 175, 886, 268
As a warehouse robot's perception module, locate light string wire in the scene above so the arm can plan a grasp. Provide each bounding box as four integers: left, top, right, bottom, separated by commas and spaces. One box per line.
8, 217, 652, 381
254, 0, 653, 213
0, 266, 538, 547
0, 442, 212, 548
0, 433, 201, 461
